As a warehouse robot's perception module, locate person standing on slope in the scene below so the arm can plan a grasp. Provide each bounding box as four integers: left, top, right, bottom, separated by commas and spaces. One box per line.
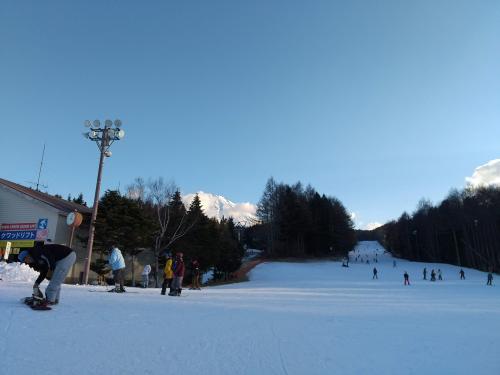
18, 241, 76, 306
437, 269, 443, 281
169, 252, 185, 296
487, 272, 493, 286
190, 259, 201, 290
430, 269, 436, 282
404, 271, 410, 285
108, 245, 126, 293
372, 267, 378, 280
161, 253, 173, 295
459, 269, 465, 280
141, 264, 151, 288
423, 267, 427, 280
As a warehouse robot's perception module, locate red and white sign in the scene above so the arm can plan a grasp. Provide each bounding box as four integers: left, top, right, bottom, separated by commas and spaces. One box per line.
0, 223, 36, 231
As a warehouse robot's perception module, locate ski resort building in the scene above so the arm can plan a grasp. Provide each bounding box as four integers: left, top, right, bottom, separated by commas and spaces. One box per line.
0, 178, 157, 285
0, 178, 91, 283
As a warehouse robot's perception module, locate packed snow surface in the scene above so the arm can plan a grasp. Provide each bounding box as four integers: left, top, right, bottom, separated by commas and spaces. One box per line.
1, 241, 499, 375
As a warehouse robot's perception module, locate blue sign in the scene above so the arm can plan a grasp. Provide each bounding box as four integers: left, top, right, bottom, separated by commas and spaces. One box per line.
0, 230, 36, 240
37, 219, 48, 230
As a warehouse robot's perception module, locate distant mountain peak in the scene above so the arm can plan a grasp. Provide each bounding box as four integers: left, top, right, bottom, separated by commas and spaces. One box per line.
182, 191, 257, 226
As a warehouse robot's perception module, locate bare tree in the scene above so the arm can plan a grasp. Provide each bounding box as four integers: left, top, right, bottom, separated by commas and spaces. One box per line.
146, 177, 197, 287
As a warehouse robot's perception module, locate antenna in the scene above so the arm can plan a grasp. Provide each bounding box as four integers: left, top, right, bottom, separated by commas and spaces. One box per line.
36, 143, 46, 191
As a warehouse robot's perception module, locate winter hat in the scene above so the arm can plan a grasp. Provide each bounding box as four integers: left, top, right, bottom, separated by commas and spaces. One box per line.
18, 250, 30, 263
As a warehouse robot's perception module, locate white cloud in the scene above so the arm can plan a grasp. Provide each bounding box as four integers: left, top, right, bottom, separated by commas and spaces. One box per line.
365, 222, 383, 231
466, 159, 500, 187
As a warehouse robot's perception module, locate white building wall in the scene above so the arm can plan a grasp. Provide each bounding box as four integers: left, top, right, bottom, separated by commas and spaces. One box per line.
0, 185, 61, 246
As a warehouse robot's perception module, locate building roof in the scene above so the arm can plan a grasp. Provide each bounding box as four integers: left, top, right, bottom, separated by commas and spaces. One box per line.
0, 178, 92, 215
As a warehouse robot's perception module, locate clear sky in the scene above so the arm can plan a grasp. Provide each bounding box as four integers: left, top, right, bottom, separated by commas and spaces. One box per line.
1, 1, 500, 228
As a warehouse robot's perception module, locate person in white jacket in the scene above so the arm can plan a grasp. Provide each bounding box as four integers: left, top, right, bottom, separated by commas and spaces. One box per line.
141, 264, 151, 288
108, 246, 126, 293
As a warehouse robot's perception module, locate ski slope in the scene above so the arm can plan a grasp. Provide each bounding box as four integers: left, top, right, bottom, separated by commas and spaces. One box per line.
1, 241, 499, 375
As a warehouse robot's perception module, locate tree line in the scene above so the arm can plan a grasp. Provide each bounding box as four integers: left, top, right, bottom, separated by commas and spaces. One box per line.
379, 186, 500, 272
251, 178, 356, 258
87, 177, 243, 286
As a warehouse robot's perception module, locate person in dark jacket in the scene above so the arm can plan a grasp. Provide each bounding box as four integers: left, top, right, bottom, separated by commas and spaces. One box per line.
459, 269, 465, 280
169, 252, 185, 296
403, 271, 410, 285
190, 259, 201, 290
372, 267, 378, 280
487, 272, 493, 286
430, 269, 436, 282
18, 242, 76, 306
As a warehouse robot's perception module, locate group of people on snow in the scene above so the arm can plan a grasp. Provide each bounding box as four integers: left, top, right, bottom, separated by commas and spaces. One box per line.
16, 241, 204, 306
160, 252, 202, 296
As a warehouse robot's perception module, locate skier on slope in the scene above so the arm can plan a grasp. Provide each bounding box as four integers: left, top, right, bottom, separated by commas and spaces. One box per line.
403, 271, 410, 285
459, 269, 465, 280
372, 267, 378, 279
423, 267, 427, 280
18, 241, 76, 306
108, 245, 126, 293
161, 253, 173, 295
430, 269, 436, 282
141, 264, 151, 288
437, 269, 443, 281
487, 272, 493, 286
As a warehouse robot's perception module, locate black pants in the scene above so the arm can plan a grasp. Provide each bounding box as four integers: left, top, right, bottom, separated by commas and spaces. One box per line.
161, 278, 172, 295
112, 269, 125, 290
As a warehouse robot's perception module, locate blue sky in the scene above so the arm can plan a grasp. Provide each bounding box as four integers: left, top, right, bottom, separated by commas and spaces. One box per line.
1, 1, 500, 228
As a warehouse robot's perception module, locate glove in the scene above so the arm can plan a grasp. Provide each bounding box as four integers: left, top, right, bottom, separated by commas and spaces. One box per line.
32, 284, 44, 301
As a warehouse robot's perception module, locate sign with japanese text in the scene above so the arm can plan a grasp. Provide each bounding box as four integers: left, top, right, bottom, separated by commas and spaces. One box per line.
0, 219, 49, 244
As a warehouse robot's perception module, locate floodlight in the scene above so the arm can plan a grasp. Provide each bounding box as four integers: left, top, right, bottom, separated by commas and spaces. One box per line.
104, 151, 112, 157
105, 119, 113, 128
114, 119, 122, 127
84, 120, 92, 128
93, 120, 101, 128
116, 129, 125, 139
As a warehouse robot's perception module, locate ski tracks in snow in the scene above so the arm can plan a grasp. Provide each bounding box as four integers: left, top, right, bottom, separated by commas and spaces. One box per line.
270, 322, 290, 375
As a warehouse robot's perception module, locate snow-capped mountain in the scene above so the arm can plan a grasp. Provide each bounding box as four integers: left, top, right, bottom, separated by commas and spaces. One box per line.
182, 191, 258, 226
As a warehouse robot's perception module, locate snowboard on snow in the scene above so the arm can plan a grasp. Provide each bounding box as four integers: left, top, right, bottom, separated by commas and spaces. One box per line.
21, 297, 52, 311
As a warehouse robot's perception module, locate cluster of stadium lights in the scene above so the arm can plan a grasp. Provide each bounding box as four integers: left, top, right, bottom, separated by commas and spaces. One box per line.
83, 119, 125, 157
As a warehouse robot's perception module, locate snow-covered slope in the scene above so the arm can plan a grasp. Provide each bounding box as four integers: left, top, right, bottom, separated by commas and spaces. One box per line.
1, 241, 499, 375
183, 191, 257, 225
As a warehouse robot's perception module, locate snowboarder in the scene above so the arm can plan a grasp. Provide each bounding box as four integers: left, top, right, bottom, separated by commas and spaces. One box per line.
403, 271, 410, 285
108, 245, 126, 293
438, 269, 443, 281
372, 267, 378, 279
190, 259, 201, 290
487, 272, 493, 286
18, 242, 76, 306
169, 252, 185, 296
161, 253, 173, 295
423, 267, 427, 280
459, 269, 465, 280
141, 264, 151, 288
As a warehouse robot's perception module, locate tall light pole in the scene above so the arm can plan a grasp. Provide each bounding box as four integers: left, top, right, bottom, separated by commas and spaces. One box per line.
82, 119, 125, 284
